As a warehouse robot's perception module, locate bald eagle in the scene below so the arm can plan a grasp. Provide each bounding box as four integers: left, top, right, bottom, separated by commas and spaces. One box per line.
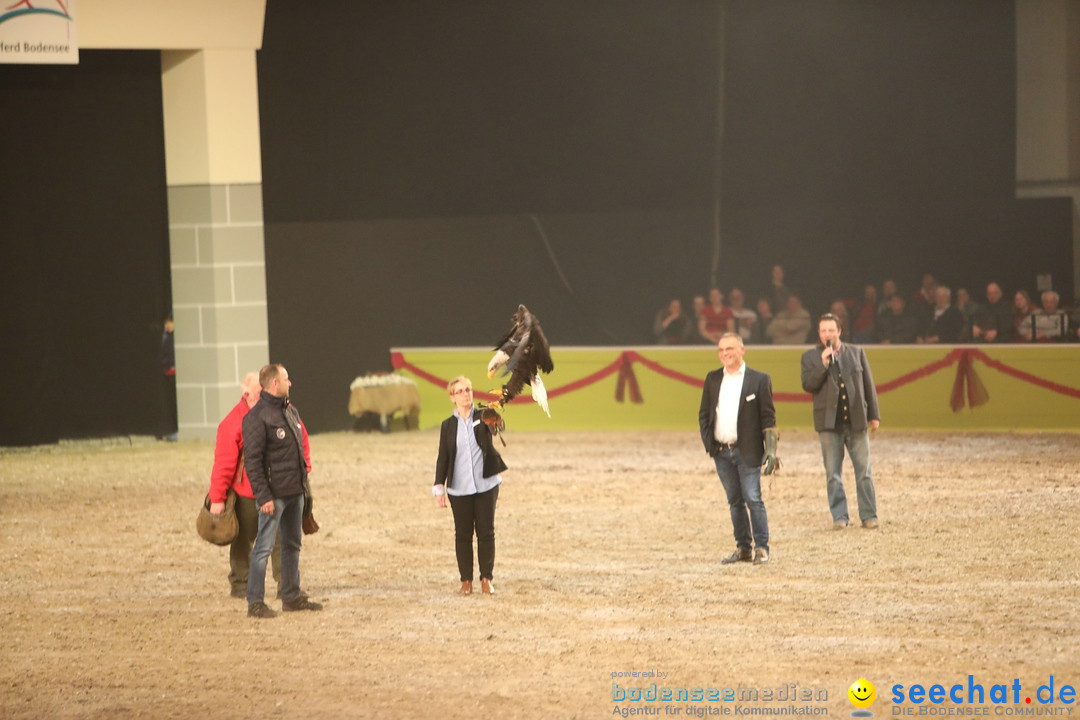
486, 304, 554, 417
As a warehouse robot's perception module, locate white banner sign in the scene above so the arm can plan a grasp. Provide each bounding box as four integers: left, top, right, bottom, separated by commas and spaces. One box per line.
0, 0, 78, 65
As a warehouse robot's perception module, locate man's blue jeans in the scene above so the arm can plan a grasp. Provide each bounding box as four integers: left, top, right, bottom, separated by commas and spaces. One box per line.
247, 492, 304, 605
713, 448, 769, 552
819, 428, 877, 523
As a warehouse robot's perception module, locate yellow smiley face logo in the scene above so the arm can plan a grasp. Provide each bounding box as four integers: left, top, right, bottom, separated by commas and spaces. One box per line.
848, 679, 876, 709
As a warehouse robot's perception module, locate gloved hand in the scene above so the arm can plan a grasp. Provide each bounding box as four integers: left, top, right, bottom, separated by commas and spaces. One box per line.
762, 428, 781, 475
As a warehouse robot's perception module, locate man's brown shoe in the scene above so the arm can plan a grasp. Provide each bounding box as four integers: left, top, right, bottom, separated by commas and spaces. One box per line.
720, 548, 753, 564
458, 581, 473, 595
753, 548, 770, 565
833, 520, 849, 530
862, 519, 879, 530
480, 578, 494, 595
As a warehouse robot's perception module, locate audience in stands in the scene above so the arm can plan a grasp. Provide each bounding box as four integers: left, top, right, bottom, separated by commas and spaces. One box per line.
917, 286, 963, 344
753, 298, 774, 345
766, 295, 812, 345
972, 282, 1014, 343
910, 273, 938, 330
698, 288, 735, 344
768, 265, 791, 314
692, 295, 706, 324
875, 294, 920, 344
876, 279, 898, 316
852, 285, 877, 343
653, 298, 693, 345
728, 288, 758, 344
658, 273, 1076, 347
955, 288, 980, 342
829, 300, 852, 342
1017, 290, 1068, 342
1012, 290, 1037, 338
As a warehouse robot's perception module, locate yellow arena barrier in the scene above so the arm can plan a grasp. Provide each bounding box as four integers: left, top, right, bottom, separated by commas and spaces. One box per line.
390, 345, 1080, 432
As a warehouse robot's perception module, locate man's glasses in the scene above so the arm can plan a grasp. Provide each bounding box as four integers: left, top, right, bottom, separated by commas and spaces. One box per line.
452, 387, 472, 395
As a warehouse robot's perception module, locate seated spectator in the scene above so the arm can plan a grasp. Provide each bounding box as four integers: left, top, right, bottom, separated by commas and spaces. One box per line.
877, 279, 898, 316
652, 298, 691, 344
829, 300, 852, 342
765, 294, 812, 345
1013, 289, 1037, 337
753, 298, 774, 344
698, 287, 734, 344
910, 273, 938, 329
971, 282, 1014, 343
955, 288, 980, 342
692, 295, 706, 323
876, 294, 920, 344
852, 284, 878, 343
1017, 290, 1068, 342
769, 264, 791, 312
917, 285, 963, 344
653, 298, 692, 344
728, 288, 758, 343
1071, 301, 1080, 343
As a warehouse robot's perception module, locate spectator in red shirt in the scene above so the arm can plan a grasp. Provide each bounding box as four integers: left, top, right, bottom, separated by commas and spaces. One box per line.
698, 287, 734, 344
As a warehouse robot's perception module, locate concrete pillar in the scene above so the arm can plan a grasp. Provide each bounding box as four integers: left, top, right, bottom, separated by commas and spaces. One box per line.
1015, 0, 1080, 297
161, 49, 268, 440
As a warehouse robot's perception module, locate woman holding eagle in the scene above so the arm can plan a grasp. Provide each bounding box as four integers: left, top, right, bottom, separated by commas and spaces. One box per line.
430, 305, 553, 596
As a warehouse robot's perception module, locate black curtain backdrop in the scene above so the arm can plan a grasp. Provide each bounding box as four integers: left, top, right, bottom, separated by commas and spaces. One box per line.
716, 0, 1070, 307
257, 0, 1071, 433
259, 2, 718, 220
0, 51, 172, 446
258, 1, 724, 430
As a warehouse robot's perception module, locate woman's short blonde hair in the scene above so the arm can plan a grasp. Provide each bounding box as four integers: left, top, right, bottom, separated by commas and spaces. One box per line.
447, 375, 471, 396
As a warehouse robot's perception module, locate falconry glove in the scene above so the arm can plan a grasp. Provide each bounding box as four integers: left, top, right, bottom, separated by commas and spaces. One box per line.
762, 428, 782, 475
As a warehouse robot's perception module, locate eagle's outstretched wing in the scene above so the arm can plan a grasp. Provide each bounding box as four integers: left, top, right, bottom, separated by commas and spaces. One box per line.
486, 304, 554, 416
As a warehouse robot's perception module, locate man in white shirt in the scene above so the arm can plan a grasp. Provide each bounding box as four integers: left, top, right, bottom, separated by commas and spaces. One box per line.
698, 333, 780, 565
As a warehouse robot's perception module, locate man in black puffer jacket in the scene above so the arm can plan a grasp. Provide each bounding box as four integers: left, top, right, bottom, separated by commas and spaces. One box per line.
242, 364, 322, 618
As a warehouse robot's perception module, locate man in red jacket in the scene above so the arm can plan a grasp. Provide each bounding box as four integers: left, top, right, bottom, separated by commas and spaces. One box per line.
207, 372, 290, 598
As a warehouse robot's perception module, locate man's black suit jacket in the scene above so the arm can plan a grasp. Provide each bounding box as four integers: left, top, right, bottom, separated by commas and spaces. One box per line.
698, 366, 777, 466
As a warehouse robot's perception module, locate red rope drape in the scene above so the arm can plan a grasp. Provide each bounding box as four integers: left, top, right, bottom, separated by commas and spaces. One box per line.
392, 348, 1079, 409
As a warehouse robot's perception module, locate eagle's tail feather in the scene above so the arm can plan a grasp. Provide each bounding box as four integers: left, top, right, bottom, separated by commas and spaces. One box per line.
531, 375, 550, 418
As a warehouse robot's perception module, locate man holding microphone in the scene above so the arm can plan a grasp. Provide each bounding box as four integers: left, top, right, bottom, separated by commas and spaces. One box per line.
800, 313, 881, 530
